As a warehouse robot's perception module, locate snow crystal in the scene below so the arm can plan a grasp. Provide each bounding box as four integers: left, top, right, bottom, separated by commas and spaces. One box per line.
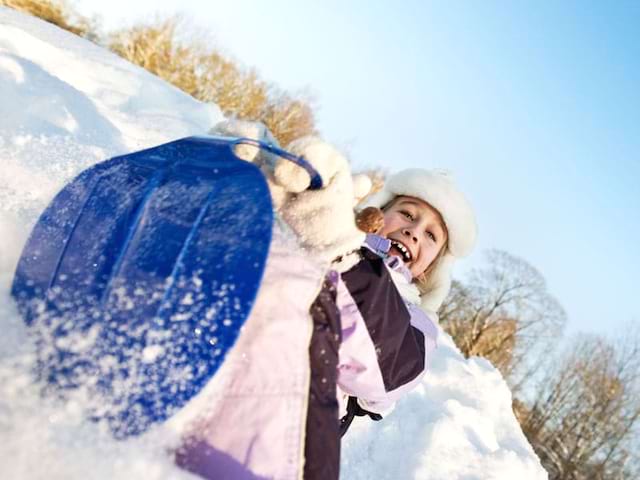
141, 345, 165, 363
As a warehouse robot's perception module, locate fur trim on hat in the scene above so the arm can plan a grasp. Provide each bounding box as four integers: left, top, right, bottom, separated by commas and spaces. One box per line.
418, 253, 455, 313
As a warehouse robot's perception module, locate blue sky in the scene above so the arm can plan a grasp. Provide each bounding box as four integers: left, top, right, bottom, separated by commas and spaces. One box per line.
77, 0, 640, 336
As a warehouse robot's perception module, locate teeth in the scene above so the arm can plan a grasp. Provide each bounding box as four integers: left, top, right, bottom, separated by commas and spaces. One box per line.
391, 241, 412, 262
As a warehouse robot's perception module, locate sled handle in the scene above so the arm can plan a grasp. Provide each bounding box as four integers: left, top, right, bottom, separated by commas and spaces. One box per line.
232, 138, 324, 190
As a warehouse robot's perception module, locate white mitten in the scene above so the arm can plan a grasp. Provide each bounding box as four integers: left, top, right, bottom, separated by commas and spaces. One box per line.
275, 137, 367, 263
209, 119, 277, 163
208, 119, 290, 208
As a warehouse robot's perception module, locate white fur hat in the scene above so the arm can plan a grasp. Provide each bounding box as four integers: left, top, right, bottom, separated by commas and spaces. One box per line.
359, 169, 477, 313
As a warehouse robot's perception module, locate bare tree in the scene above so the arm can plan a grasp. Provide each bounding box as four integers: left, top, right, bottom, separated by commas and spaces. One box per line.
440, 249, 566, 389
519, 329, 640, 479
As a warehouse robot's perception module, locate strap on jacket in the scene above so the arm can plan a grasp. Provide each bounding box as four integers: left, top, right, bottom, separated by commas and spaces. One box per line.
339, 396, 383, 437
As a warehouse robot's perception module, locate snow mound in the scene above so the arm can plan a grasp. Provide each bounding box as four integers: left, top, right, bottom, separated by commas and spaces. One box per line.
0, 6, 546, 479
341, 333, 546, 479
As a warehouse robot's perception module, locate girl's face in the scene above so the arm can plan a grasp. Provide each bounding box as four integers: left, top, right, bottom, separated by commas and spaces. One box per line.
379, 196, 448, 278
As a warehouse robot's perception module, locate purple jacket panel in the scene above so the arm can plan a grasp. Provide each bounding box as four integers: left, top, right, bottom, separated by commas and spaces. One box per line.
336, 249, 438, 415
303, 276, 342, 480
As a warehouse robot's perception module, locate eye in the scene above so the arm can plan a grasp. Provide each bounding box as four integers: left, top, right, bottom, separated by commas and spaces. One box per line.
426, 231, 436, 242
400, 210, 414, 221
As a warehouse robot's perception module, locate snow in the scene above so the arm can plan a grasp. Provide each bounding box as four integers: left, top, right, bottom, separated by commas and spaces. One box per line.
341, 334, 546, 479
0, 6, 546, 479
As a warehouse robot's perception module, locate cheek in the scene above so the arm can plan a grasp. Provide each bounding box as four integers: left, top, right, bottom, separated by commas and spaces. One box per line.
411, 244, 439, 277
379, 212, 401, 237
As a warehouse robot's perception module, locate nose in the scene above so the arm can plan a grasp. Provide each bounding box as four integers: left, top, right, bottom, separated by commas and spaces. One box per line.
402, 228, 418, 244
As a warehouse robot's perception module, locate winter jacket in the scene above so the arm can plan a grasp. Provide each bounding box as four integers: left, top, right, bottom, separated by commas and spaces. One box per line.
303, 245, 439, 478
336, 247, 438, 419
174, 226, 438, 480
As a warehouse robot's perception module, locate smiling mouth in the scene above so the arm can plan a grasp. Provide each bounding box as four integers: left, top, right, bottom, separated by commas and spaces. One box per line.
390, 240, 412, 262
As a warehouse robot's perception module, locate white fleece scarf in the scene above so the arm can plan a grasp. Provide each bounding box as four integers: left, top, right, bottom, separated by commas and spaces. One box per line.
384, 256, 422, 306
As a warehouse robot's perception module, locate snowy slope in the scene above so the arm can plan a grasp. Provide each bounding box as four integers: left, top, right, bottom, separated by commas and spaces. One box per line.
341, 334, 546, 480
0, 7, 546, 479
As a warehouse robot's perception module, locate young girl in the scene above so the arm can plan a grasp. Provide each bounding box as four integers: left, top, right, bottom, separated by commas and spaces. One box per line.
337, 168, 477, 428
174, 122, 477, 480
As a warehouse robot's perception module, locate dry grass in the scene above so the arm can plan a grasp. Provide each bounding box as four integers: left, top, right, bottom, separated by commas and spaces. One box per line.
261, 94, 316, 148
108, 18, 317, 145
108, 19, 201, 95
1, 0, 94, 38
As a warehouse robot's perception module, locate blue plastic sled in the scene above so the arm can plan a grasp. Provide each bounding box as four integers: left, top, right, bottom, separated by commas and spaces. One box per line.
10, 135, 320, 438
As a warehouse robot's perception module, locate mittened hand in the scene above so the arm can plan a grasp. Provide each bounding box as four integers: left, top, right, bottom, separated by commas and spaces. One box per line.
209, 119, 278, 164
209, 119, 294, 207
208, 125, 372, 261
275, 136, 368, 262
272, 137, 346, 192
